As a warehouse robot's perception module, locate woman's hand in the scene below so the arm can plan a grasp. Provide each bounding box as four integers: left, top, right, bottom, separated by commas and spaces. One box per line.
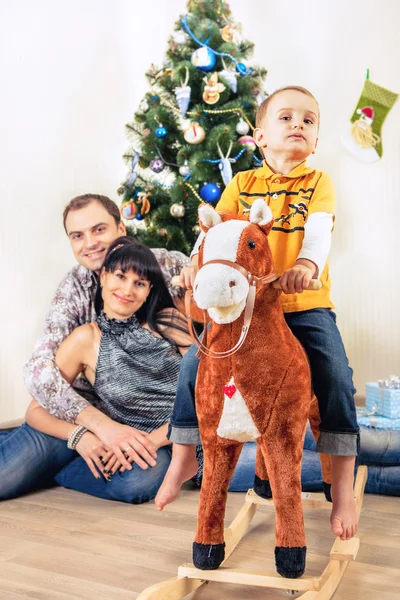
75, 431, 111, 479
95, 421, 158, 471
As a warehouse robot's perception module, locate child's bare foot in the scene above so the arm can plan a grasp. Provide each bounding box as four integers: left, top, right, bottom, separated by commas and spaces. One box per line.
330, 489, 357, 540
155, 444, 198, 511
330, 455, 358, 540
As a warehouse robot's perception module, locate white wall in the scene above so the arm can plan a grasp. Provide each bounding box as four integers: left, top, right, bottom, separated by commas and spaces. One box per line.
0, 0, 399, 420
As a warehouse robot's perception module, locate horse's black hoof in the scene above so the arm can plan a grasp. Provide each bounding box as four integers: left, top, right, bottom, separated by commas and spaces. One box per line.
253, 475, 272, 499
193, 542, 225, 570
275, 546, 306, 578
323, 482, 332, 502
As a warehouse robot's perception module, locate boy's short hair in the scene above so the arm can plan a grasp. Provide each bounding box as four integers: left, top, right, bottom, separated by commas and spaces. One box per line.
63, 194, 121, 231
255, 86, 320, 128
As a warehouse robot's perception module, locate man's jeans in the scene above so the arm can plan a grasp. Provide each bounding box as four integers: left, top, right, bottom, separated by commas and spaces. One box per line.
0, 424, 171, 503
1, 422, 399, 501
170, 309, 360, 456
0, 423, 268, 501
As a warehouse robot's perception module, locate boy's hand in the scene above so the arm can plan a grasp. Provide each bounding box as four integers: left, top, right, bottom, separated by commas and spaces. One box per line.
280, 261, 316, 294
179, 265, 198, 289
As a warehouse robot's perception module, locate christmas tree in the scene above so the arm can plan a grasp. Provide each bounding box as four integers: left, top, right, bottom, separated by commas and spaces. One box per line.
119, 0, 267, 254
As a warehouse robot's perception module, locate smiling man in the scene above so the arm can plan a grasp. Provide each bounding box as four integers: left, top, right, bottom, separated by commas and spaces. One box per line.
24, 193, 189, 423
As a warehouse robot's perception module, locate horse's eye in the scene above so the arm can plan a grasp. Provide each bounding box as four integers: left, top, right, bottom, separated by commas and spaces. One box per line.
248, 240, 256, 249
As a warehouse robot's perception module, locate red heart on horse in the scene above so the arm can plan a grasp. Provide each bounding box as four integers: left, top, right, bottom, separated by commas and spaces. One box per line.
223, 384, 236, 399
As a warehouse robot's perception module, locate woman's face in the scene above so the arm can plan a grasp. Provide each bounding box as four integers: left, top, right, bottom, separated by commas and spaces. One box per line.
100, 267, 151, 320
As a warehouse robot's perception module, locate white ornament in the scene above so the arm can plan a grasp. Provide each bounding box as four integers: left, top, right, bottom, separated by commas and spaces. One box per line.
140, 100, 149, 112
184, 122, 206, 145
236, 119, 250, 135
172, 30, 187, 44
170, 203, 185, 218
220, 69, 238, 93
179, 162, 190, 176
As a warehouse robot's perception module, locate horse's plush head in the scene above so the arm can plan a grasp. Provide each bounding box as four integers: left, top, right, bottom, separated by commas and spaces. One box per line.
193, 199, 274, 324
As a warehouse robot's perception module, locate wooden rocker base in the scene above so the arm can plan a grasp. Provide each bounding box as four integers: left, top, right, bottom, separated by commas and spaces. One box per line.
138, 466, 368, 600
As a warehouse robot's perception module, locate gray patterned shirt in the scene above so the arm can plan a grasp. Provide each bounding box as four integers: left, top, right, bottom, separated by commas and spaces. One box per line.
23, 248, 189, 423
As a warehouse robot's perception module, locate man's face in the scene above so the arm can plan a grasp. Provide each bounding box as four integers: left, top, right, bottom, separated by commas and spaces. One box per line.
65, 201, 126, 272
254, 90, 319, 161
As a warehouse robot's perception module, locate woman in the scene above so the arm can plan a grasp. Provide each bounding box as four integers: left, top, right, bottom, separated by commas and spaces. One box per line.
1, 237, 195, 503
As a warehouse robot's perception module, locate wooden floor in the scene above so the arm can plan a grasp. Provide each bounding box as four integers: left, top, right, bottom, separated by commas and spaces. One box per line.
0, 485, 399, 599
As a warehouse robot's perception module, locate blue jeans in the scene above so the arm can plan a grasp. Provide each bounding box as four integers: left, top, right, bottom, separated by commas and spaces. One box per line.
170, 308, 359, 456
0, 424, 260, 501
0, 424, 171, 503
1, 423, 399, 499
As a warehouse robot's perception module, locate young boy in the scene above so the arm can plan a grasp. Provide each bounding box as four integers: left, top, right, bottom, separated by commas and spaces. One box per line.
155, 86, 359, 541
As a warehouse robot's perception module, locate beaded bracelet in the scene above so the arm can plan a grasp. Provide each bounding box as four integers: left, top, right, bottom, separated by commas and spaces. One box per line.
67, 425, 88, 450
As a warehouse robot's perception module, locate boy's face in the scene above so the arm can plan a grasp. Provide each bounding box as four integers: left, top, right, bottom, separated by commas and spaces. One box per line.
254, 90, 319, 162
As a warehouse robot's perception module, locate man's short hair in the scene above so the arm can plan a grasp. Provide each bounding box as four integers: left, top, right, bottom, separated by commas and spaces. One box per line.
255, 86, 320, 128
63, 194, 121, 231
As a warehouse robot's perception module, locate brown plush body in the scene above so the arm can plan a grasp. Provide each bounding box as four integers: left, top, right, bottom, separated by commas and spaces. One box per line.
192, 201, 330, 577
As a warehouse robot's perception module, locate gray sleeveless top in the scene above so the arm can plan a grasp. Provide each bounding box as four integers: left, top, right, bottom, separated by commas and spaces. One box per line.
93, 311, 182, 433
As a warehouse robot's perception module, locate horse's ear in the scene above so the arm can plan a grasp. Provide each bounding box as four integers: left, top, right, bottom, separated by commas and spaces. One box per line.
249, 199, 274, 235
198, 203, 222, 233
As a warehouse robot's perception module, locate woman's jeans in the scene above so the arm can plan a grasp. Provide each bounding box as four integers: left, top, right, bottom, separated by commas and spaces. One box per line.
170, 309, 360, 456
1, 422, 399, 502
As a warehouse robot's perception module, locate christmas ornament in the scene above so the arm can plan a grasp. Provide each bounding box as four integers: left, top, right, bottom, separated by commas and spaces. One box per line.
238, 135, 256, 151
137, 191, 151, 214
192, 224, 201, 235
136, 213, 144, 221
159, 228, 168, 236
175, 67, 191, 117
200, 183, 222, 203
236, 118, 250, 135
181, 14, 252, 76
235, 62, 249, 76
172, 30, 187, 44
140, 99, 149, 112
120, 201, 137, 220
179, 162, 190, 176
256, 90, 267, 106
191, 46, 216, 72
184, 122, 206, 144
150, 158, 165, 173
170, 203, 185, 218
202, 72, 226, 105
217, 141, 234, 186
341, 74, 398, 163
125, 151, 140, 186
155, 126, 168, 138
220, 68, 237, 93
220, 23, 242, 44
154, 67, 172, 81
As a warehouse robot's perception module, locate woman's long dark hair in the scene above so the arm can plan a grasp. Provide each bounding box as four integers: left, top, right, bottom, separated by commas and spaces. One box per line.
96, 236, 188, 340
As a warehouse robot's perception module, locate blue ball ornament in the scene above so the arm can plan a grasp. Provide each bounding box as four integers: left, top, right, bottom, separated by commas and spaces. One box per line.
235, 62, 249, 76
136, 213, 144, 220
191, 46, 216, 72
155, 126, 168, 138
200, 183, 222, 203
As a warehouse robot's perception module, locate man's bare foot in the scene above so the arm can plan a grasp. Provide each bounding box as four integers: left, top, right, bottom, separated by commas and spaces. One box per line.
330, 455, 358, 540
155, 444, 198, 511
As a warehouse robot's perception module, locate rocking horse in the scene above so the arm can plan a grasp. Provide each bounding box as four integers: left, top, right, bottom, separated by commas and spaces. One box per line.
138, 200, 367, 599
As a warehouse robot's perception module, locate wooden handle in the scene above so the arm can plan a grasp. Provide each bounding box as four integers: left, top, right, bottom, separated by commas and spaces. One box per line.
272, 278, 322, 291
172, 275, 322, 291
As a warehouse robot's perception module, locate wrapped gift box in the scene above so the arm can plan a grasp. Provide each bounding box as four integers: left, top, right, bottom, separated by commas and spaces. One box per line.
357, 410, 400, 430
365, 382, 400, 419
